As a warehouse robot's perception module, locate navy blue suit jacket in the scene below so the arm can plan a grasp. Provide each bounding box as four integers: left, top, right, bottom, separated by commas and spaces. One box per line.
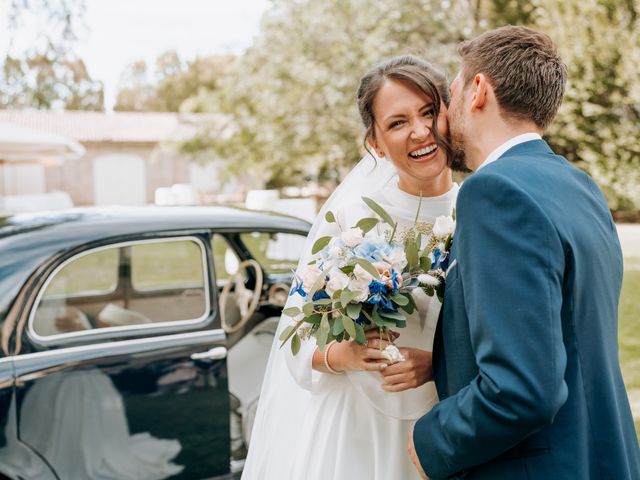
414, 140, 640, 479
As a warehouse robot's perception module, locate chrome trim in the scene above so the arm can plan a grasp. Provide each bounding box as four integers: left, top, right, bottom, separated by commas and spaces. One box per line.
191, 346, 228, 361
27, 236, 213, 347
13, 329, 226, 373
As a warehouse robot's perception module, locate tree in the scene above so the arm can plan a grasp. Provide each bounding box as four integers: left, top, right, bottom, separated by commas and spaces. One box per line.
532, 0, 640, 210
114, 52, 235, 112
181, 0, 475, 188
0, 0, 104, 110
180, 0, 639, 210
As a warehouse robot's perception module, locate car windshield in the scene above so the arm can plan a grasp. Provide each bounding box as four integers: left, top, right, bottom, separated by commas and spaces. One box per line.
240, 232, 306, 274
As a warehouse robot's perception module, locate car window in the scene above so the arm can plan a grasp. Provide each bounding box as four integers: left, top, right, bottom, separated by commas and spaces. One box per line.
44, 248, 119, 296
131, 240, 203, 290
240, 232, 306, 274
31, 237, 209, 338
211, 233, 242, 287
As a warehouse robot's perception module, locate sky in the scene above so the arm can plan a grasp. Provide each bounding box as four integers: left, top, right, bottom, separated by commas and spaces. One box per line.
0, 0, 272, 109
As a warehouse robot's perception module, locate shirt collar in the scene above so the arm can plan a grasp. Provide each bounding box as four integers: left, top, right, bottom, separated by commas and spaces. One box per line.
476, 133, 542, 171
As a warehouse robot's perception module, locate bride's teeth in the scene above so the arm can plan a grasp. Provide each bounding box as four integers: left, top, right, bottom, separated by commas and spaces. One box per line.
409, 145, 437, 157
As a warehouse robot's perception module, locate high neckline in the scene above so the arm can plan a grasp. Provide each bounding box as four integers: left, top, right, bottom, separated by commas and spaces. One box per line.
377, 181, 459, 223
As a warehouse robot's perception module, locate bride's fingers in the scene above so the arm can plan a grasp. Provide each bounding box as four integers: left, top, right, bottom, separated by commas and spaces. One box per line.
361, 360, 388, 372
382, 381, 412, 393
362, 347, 386, 360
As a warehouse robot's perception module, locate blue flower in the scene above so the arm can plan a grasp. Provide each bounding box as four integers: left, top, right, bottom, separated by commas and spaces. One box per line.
391, 269, 401, 292
312, 290, 330, 301
367, 280, 394, 310
430, 247, 441, 270
289, 274, 307, 298
439, 251, 450, 272
353, 238, 393, 263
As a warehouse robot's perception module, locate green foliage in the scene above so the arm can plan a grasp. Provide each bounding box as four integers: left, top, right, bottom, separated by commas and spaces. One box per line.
180, 0, 474, 185
532, 0, 640, 211
1, 0, 104, 110
175, 0, 638, 211
114, 52, 235, 112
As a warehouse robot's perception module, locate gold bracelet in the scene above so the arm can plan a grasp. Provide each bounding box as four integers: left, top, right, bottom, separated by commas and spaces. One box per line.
324, 340, 344, 375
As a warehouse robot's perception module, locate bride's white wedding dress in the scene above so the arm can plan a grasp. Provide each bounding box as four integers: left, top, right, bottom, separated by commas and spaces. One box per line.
243, 155, 458, 480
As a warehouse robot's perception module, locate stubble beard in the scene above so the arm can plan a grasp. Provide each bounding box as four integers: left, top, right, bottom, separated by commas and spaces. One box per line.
447, 109, 469, 172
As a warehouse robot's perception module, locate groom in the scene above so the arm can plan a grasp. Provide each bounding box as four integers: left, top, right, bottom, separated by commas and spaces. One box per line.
408, 26, 640, 479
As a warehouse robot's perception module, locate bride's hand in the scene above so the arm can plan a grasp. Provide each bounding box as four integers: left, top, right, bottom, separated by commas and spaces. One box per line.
328, 329, 398, 372
378, 348, 433, 392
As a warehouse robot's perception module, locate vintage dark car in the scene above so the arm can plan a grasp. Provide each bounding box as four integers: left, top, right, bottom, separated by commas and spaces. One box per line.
0, 205, 310, 480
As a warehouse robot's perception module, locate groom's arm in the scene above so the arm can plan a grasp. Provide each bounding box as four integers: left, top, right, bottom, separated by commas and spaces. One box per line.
413, 172, 569, 479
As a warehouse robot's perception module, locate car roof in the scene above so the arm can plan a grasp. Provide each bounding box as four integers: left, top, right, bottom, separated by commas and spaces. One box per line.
0, 205, 310, 316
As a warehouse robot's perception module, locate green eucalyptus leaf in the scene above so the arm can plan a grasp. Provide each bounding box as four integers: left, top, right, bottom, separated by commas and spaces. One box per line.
279, 319, 304, 348
405, 238, 419, 269
362, 196, 396, 228
311, 236, 332, 254
372, 306, 385, 327
390, 293, 409, 306
325, 210, 336, 223
346, 302, 362, 320
306, 313, 322, 324
340, 265, 355, 275
354, 322, 366, 344
302, 302, 315, 316
316, 313, 331, 351
340, 289, 360, 307
283, 306, 302, 317
313, 298, 333, 306
291, 333, 301, 355
355, 217, 379, 233
342, 314, 357, 339
379, 310, 405, 321
333, 315, 345, 335
420, 256, 431, 271
278, 324, 295, 342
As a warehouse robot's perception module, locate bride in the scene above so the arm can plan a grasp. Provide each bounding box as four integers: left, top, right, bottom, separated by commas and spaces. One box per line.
243, 55, 459, 480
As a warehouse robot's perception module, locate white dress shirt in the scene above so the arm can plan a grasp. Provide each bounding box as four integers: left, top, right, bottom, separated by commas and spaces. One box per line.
476, 133, 542, 171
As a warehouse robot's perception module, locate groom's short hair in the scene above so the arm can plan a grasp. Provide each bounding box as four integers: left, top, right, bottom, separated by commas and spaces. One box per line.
458, 25, 566, 130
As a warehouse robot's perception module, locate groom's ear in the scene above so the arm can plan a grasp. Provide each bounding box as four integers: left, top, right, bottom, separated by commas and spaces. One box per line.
470, 73, 490, 112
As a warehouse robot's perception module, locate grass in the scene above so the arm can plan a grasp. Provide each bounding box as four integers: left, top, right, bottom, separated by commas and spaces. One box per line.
619, 264, 640, 438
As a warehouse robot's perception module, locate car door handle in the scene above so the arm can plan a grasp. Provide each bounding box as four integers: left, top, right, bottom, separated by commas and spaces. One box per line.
190, 346, 228, 361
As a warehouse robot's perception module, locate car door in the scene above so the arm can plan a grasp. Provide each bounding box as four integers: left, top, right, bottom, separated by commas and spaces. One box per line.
8, 233, 233, 480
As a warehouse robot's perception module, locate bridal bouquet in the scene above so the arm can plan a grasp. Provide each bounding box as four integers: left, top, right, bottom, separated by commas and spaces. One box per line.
280, 196, 455, 357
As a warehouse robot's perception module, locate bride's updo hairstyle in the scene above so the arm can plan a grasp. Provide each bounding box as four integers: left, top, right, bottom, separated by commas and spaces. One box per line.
356, 54, 454, 164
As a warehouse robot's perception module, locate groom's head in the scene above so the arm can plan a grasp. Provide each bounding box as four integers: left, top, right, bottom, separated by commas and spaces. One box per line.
447, 26, 567, 169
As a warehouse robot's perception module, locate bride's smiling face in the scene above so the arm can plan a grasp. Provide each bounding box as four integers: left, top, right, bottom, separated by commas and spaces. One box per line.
369, 79, 451, 196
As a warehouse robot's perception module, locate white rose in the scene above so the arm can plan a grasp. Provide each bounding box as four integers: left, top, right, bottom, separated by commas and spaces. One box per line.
341, 227, 364, 247
348, 277, 370, 302
381, 344, 406, 364
418, 273, 440, 286
387, 246, 408, 271
303, 266, 325, 291
325, 270, 350, 296
432, 215, 455, 238
353, 264, 374, 283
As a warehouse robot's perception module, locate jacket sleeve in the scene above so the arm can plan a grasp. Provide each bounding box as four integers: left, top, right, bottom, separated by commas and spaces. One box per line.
413, 172, 569, 479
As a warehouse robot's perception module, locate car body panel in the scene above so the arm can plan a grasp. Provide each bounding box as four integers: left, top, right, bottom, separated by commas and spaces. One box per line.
0, 205, 310, 479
